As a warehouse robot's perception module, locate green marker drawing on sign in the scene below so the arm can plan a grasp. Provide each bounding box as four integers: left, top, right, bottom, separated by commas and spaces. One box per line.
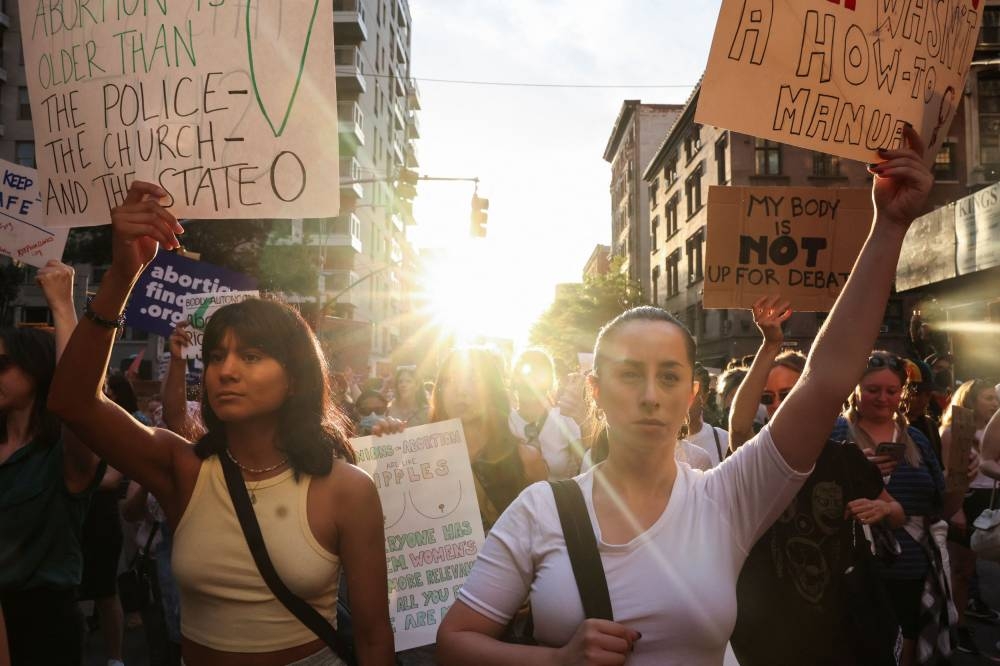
191, 297, 214, 330
246, 0, 321, 138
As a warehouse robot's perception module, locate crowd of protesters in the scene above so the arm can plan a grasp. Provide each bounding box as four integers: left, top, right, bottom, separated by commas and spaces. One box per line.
1, 128, 1000, 666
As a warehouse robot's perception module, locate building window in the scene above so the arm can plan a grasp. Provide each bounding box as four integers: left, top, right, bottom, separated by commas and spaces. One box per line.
686, 227, 706, 284
719, 308, 731, 336
666, 250, 681, 297
984, 6, 1000, 44
685, 305, 698, 336
649, 178, 659, 208
755, 139, 782, 175
665, 157, 678, 186
715, 134, 728, 185
980, 72, 1000, 169
812, 153, 841, 177
685, 166, 703, 218
685, 124, 702, 162
651, 215, 660, 249
934, 142, 957, 180
15, 141, 34, 168
666, 194, 680, 237
18, 87, 31, 120
651, 266, 661, 305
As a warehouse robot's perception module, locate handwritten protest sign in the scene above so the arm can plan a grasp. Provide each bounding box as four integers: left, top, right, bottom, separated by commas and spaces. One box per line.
704, 186, 871, 311
181, 290, 259, 360
352, 419, 485, 651
0, 158, 69, 268
697, 0, 981, 163
19, 1, 340, 227
125, 251, 257, 337
947, 405, 975, 495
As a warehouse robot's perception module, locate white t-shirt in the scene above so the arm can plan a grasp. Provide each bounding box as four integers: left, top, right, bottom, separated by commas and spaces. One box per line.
684, 423, 730, 468
509, 407, 582, 480
458, 426, 809, 665
580, 440, 712, 473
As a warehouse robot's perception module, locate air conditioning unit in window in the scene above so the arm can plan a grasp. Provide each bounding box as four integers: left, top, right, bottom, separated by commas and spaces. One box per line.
879, 324, 890, 334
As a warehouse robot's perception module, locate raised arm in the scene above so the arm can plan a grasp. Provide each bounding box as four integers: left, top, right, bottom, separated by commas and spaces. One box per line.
769, 125, 933, 472
729, 296, 790, 451
48, 182, 195, 521
35, 261, 101, 493
162, 322, 205, 440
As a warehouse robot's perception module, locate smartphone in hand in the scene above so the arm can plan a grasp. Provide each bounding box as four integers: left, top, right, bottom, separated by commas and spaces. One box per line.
875, 442, 906, 462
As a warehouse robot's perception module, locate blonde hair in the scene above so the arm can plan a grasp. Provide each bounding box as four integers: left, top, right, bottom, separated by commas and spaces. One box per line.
941, 379, 994, 430
843, 351, 921, 468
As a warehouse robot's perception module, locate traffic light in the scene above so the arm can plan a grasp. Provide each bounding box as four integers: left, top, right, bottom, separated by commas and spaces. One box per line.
396, 168, 418, 200
470, 194, 489, 237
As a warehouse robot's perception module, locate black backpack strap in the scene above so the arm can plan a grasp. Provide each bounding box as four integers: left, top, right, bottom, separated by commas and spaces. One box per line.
548, 480, 614, 621
711, 426, 723, 462
219, 452, 355, 663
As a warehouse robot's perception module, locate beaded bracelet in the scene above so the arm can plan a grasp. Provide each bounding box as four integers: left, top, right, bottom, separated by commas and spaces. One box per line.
84, 295, 127, 330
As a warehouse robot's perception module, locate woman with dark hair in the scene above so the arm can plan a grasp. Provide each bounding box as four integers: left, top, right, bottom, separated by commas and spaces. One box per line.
431, 348, 547, 532
0, 260, 103, 666
940, 379, 1000, 652
387, 366, 428, 427
437, 127, 933, 664
48, 182, 394, 666
831, 351, 974, 664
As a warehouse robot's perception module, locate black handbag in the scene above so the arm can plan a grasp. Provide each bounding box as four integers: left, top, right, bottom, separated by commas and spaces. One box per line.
117, 522, 160, 613
219, 452, 357, 665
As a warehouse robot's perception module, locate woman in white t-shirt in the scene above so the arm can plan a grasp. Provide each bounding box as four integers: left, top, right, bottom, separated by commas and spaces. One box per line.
436, 127, 933, 665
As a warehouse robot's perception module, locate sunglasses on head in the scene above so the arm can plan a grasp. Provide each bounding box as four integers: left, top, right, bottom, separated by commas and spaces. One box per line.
760, 389, 792, 406
0, 354, 14, 372
357, 405, 386, 417
868, 355, 903, 372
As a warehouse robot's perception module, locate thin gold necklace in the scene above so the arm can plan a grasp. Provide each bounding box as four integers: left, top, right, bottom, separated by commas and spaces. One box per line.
225, 449, 289, 505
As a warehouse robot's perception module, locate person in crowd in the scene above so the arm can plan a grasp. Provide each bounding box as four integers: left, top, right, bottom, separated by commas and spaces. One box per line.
0, 260, 104, 666
122, 480, 180, 666
728, 298, 904, 666
436, 126, 933, 665
903, 359, 944, 466
681, 364, 728, 467
329, 371, 357, 427
48, 181, 394, 666
940, 379, 1000, 651
925, 352, 955, 420
715, 365, 747, 429
831, 351, 976, 663
354, 389, 389, 436
431, 348, 548, 531
387, 366, 429, 427
0, 606, 8, 666
508, 348, 582, 480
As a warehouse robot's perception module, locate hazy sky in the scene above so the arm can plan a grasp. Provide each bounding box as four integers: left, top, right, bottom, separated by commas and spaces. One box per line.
408, 1, 723, 343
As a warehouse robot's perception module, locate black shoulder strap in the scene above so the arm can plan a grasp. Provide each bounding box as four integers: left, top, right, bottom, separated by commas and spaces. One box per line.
219, 452, 354, 663
548, 480, 614, 621
711, 426, 723, 462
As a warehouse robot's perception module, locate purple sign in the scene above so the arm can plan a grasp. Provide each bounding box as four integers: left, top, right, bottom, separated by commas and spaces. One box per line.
126, 252, 257, 337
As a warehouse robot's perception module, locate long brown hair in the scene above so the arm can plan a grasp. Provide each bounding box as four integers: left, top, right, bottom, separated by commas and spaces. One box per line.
430, 348, 520, 457
941, 379, 995, 430
195, 299, 356, 475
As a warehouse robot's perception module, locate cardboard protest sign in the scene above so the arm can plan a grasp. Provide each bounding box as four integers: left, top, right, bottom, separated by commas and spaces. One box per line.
696, 0, 981, 163
947, 405, 975, 495
704, 186, 871, 311
352, 419, 486, 651
125, 251, 257, 337
0, 158, 69, 268
19, 1, 340, 227
181, 290, 259, 359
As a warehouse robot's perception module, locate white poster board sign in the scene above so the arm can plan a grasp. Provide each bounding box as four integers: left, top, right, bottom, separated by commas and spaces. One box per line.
181, 290, 259, 360
352, 419, 486, 652
19, 0, 340, 227
0, 158, 69, 268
